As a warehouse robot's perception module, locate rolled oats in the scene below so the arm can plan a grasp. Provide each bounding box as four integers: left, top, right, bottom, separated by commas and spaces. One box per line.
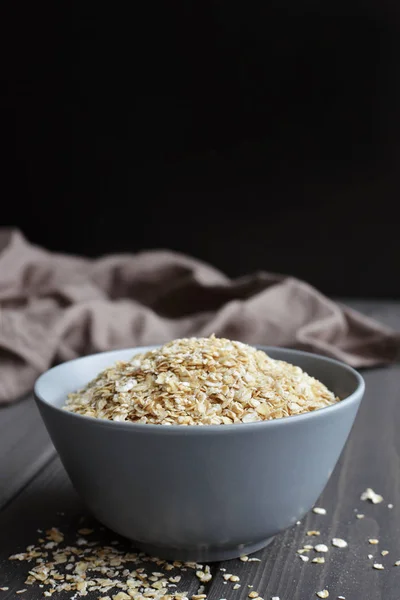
65, 336, 339, 425
8, 526, 212, 599
360, 488, 383, 504
312, 508, 327, 515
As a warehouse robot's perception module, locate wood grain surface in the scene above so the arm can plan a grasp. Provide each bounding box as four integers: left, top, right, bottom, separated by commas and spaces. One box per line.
0, 301, 399, 600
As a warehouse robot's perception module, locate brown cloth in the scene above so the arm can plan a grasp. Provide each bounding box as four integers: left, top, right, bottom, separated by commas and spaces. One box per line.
0, 229, 398, 404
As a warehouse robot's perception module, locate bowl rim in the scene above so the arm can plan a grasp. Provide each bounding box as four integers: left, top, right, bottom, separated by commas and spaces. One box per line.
34, 345, 365, 434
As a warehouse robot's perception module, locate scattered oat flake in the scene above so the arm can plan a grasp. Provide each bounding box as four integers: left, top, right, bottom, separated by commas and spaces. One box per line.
337, 597, 345, 599
296, 521, 301, 525
381, 550, 389, 556
316, 591, 329, 598
394, 560, 400, 566
368, 554, 373, 559
249, 592, 259, 598
16, 591, 27, 595
315, 544, 329, 553
192, 595, 207, 599
313, 507, 327, 515
233, 584, 241, 590
304, 544, 314, 550
373, 563, 384, 570
240, 555, 249, 562
247, 558, 261, 562
332, 538, 348, 548
312, 557, 325, 564
307, 530, 320, 536
299, 555, 309, 562
77, 528, 94, 535
113, 593, 131, 600
369, 539, 379, 545
271, 597, 280, 600
196, 570, 212, 583
360, 488, 383, 504
356, 514, 364, 519
388, 503, 394, 509
46, 528, 64, 543
229, 575, 240, 582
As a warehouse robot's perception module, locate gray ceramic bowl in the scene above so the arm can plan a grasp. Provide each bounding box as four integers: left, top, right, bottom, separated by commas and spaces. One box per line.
34, 346, 364, 562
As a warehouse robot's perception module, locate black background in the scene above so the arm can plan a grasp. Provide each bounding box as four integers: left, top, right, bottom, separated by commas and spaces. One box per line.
2, 0, 399, 297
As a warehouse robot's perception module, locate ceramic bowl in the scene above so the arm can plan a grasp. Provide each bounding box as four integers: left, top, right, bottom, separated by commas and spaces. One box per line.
34, 346, 365, 562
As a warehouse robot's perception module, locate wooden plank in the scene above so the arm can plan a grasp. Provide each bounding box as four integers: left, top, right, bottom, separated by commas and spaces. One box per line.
0, 394, 54, 509
341, 298, 400, 329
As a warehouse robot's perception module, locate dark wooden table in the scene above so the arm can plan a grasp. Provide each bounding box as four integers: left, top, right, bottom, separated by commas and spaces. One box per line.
1, 301, 399, 600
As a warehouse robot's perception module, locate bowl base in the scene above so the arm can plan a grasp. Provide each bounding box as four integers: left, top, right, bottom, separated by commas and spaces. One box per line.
132, 536, 275, 563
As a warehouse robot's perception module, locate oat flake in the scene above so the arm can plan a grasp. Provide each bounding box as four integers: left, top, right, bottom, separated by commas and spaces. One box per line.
65, 336, 339, 425
313, 507, 327, 515
360, 488, 383, 504
299, 555, 309, 562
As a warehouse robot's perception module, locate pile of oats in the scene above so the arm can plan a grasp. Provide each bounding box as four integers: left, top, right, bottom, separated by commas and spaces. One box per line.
64, 336, 339, 425
8, 527, 212, 599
